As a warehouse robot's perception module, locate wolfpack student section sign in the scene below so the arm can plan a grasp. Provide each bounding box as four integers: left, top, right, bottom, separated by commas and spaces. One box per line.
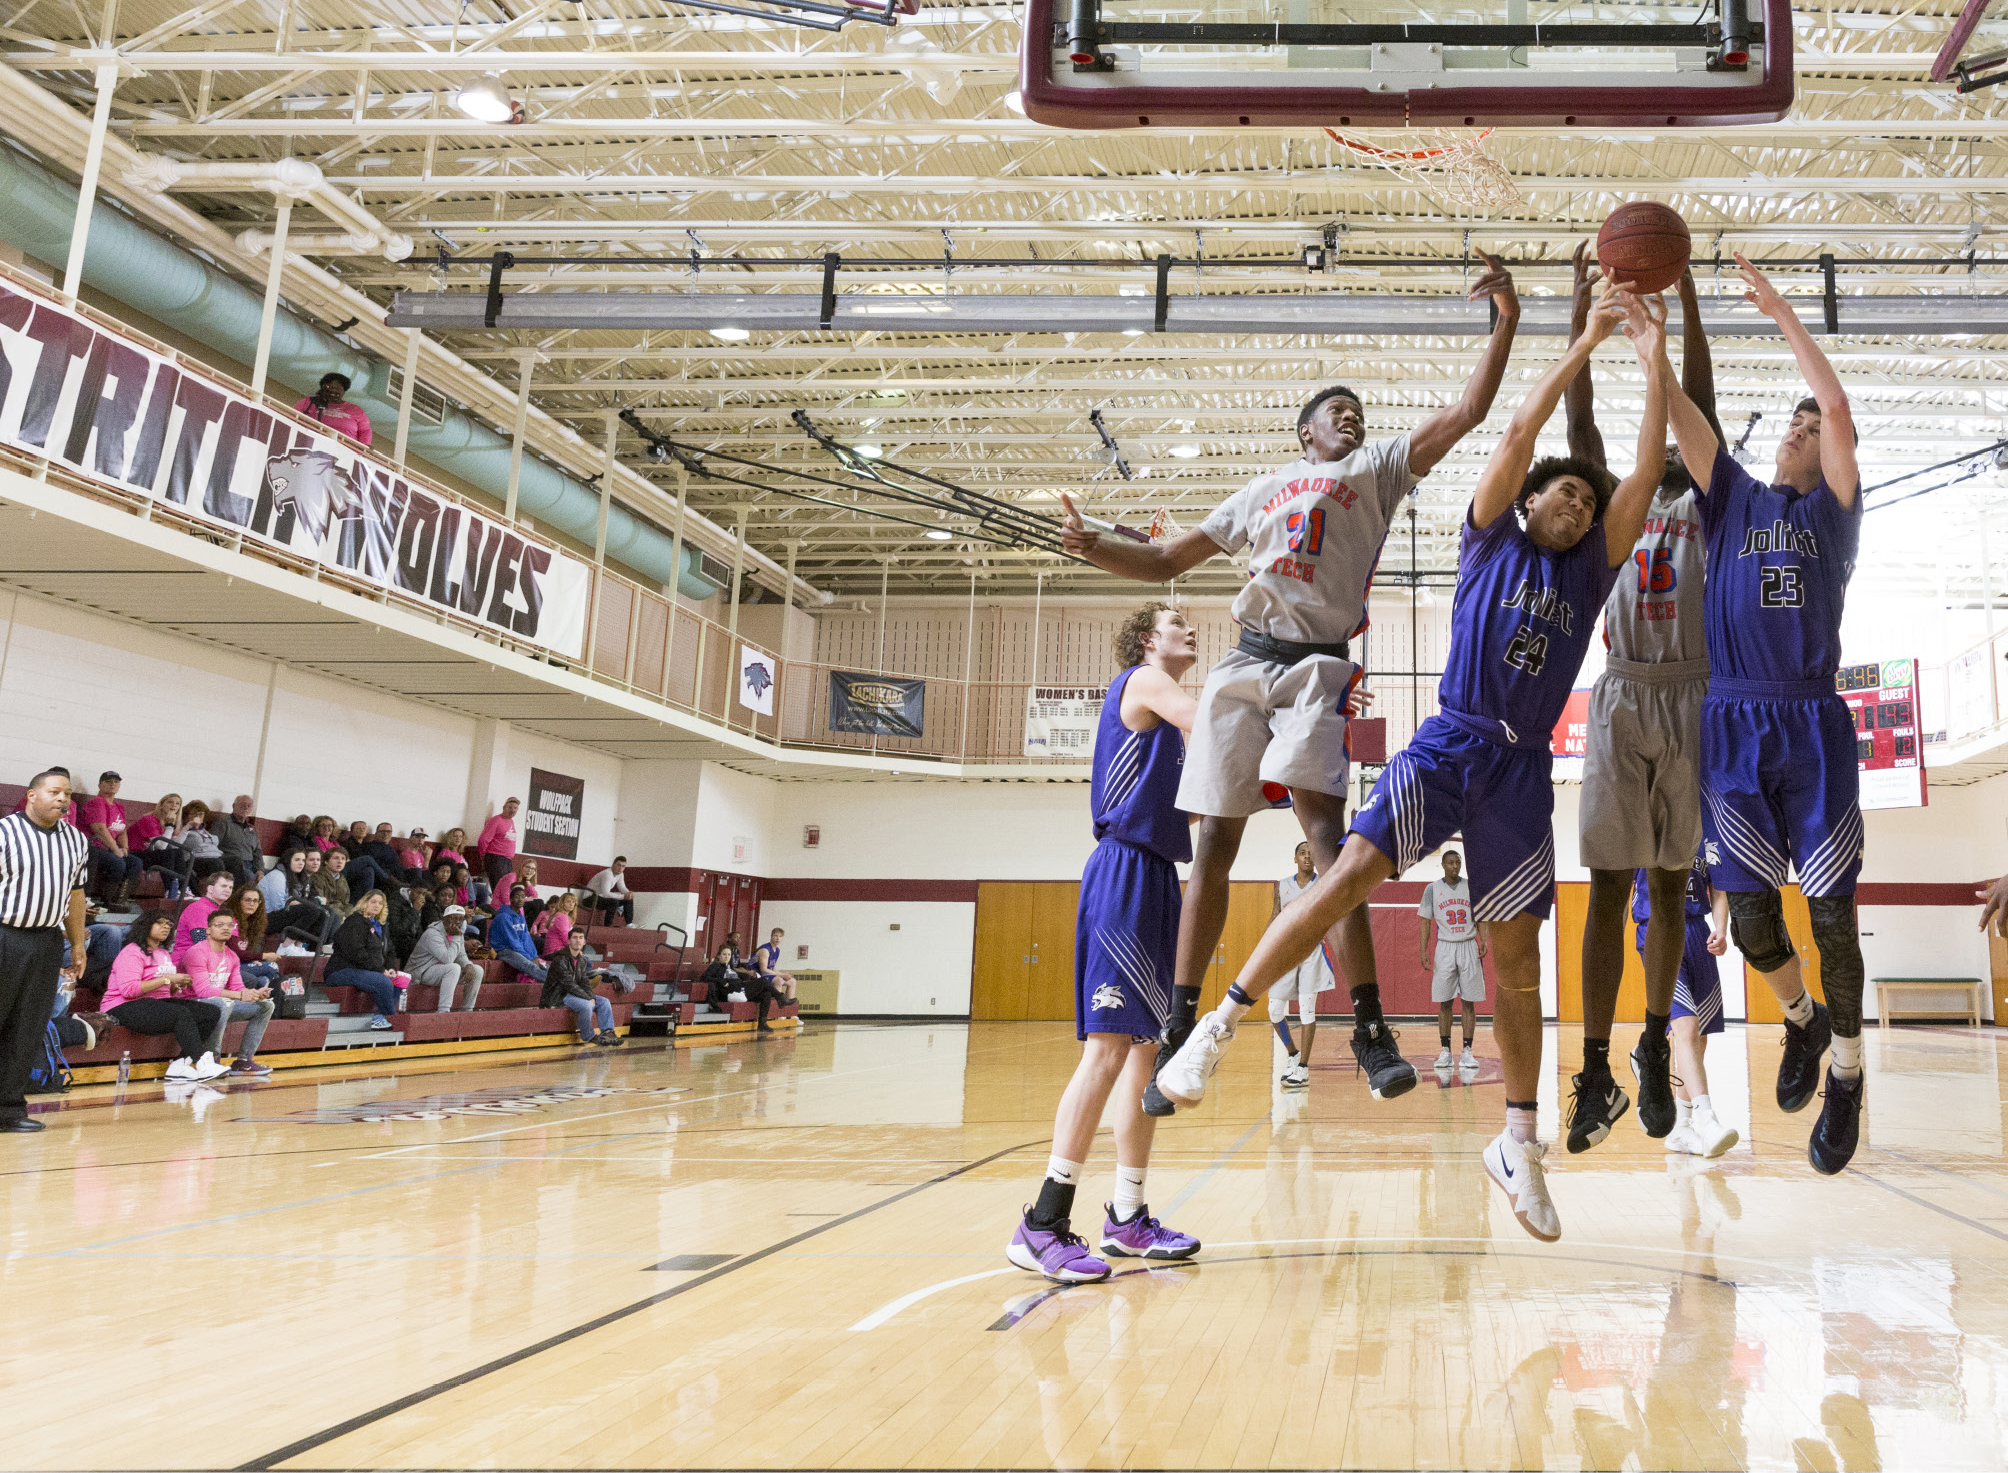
522, 769, 586, 860
0, 279, 590, 659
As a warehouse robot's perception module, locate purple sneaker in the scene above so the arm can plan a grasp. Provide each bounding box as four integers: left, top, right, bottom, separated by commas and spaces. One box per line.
1099, 1204, 1200, 1260
1006, 1212, 1112, 1283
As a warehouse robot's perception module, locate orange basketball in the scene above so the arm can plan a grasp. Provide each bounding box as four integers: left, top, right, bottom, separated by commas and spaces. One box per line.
1596, 201, 1690, 295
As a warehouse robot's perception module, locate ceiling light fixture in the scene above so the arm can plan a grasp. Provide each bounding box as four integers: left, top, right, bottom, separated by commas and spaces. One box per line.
854, 443, 883, 458
453, 73, 518, 123
1169, 444, 1201, 458
925, 529, 953, 541
709, 326, 751, 342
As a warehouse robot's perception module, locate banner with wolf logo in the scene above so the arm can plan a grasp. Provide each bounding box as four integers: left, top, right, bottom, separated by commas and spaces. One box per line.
0, 277, 590, 660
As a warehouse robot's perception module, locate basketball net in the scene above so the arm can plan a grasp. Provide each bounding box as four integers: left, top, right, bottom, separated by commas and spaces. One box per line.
1148, 507, 1184, 544
1323, 127, 1521, 213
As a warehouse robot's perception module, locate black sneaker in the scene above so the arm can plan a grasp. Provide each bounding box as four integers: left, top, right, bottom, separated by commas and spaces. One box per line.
1630, 1029, 1676, 1138
1350, 1020, 1417, 1100
1140, 1016, 1194, 1118
1777, 1000, 1831, 1113
1808, 1067, 1865, 1175
1565, 1067, 1631, 1154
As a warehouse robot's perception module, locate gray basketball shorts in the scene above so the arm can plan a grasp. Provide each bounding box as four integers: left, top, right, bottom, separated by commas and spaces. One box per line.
1579, 659, 1707, 872
1175, 649, 1361, 818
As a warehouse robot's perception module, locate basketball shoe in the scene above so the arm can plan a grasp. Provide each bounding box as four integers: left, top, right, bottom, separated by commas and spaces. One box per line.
1808, 1068, 1865, 1175
1483, 1130, 1561, 1242
1155, 1012, 1234, 1109
1566, 1066, 1630, 1154
1778, 1000, 1832, 1113
1631, 1029, 1676, 1138
1140, 1015, 1194, 1118
1350, 1019, 1417, 1099
1007, 1213, 1112, 1283
1099, 1205, 1200, 1261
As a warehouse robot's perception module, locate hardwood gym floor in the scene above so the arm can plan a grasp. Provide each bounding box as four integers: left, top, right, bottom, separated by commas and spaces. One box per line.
2, 1018, 2002, 1471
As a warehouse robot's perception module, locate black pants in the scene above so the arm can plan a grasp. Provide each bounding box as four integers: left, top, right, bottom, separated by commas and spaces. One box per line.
88, 849, 142, 899
109, 997, 224, 1060
483, 853, 516, 887
739, 975, 782, 1023
591, 895, 634, 925
270, 902, 337, 944
140, 844, 193, 894
0, 924, 64, 1123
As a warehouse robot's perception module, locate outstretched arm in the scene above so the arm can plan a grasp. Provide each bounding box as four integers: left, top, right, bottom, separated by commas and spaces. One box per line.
1059, 494, 1220, 580
1736, 252, 1859, 506
1675, 270, 1724, 448
1601, 294, 1670, 567
1563, 241, 1608, 470
1469, 285, 1628, 531
1408, 251, 1521, 475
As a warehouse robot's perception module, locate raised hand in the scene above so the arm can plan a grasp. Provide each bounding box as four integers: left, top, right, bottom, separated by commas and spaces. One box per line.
1581, 279, 1634, 347
1624, 290, 1669, 363
1345, 684, 1376, 719
1057, 492, 1099, 558
1733, 251, 1790, 320
1570, 239, 1600, 307
1467, 249, 1519, 318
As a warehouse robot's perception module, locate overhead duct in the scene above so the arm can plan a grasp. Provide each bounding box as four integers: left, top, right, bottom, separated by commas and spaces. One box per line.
0, 146, 721, 600
388, 288, 2007, 338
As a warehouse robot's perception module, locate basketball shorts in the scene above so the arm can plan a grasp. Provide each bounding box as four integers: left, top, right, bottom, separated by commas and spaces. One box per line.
1579, 659, 1707, 872
1176, 649, 1361, 817
1636, 915, 1724, 1035
1431, 940, 1485, 1003
1699, 685, 1863, 897
1350, 714, 1557, 923
1272, 941, 1336, 1001
1075, 838, 1179, 1043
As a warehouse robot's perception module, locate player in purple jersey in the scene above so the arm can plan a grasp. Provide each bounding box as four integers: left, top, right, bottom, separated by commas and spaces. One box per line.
1057, 255, 1522, 1114
1007, 603, 1206, 1283
1632, 855, 1738, 1158
1665, 253, 1866, 1176
1155, 284, 1670, 1244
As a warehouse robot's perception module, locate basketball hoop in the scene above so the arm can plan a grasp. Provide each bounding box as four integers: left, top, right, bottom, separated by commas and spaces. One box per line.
1323, 127, 1521, 213
1148, 507, 1184, 544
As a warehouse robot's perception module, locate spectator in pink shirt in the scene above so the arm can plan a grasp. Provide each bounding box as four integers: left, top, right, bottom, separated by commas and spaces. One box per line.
126, 793, 194, 900
310, 815, 340, 853
172, 870, 239, 964
185, 909, 275, 1077
79, 771, 142, 903
477, 799, 520, 890
534, 891, 578, 958
294, 372, 373, 446
102, 913, 228, 1082
399, 828, 431, 876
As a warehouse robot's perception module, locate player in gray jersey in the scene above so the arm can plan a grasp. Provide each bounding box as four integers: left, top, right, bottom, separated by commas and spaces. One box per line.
1563, 244, 1725, 1155
1060, 253, 1522, 1110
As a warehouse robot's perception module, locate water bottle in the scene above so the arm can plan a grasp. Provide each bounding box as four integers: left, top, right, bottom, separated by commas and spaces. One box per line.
116, 1050, 131, 1088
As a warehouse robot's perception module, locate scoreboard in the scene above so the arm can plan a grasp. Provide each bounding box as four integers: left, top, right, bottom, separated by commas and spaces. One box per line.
1840, 658, 1927, 811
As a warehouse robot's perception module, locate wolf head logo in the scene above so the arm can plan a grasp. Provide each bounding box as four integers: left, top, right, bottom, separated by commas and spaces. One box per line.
1091, 983, 1124, 1012
743, 660, 774, 698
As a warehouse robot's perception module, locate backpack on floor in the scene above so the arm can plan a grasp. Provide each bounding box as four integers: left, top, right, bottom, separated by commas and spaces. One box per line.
27, 1021, 71, 1095
275, 974, 309, 1021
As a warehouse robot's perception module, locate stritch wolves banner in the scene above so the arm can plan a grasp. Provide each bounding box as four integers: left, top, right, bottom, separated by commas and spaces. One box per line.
0, 278, 589, 659
828, 670, 925, 737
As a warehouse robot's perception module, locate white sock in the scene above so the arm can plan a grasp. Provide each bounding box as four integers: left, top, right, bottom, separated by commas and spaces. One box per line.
1112, 1164, 1147, 1221
1782, 990, 1815, 1027
1505, 1104, 1538, 1145
1045, 1155, 1082, 1186
1675, 1098, 1694, 1128
1831, 1034, 1863, 1081
1218, 996, 1252, 1028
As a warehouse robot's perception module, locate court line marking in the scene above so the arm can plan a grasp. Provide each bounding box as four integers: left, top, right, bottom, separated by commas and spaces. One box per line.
846, 1267, 1020, 1331
235, 1134, 1047, 1473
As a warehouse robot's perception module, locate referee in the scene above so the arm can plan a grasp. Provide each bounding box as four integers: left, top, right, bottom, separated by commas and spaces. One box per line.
0, 770, 90, 1133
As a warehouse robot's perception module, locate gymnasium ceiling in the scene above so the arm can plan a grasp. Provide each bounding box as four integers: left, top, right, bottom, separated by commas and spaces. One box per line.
6, 1, 2008, 603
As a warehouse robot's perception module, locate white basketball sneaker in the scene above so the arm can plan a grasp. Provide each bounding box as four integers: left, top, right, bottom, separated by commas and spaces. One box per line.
1688, 1103, 1739, 1159
1156, 1012, 1234, 1108
1483, 1129, 1561, 1242
1460, 1045, 1478, 1070
1280, 1061, 1309, 1090
1434, 1045, 1453, 1070
1664, 1116, 1700, 1154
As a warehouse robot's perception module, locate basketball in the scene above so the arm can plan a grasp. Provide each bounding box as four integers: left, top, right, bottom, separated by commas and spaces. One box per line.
1597, 201, 1691, 294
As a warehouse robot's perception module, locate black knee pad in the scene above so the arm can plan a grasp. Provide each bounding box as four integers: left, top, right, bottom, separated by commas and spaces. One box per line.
1808, 894, 1866, 1035
1727, 888, 1795, 973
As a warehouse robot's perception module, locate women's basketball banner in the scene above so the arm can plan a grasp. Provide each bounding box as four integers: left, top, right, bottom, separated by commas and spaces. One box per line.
0, 277, 590, 659
828, 671, 925, 736
1024, 686, 1103, 757
522, 768, 586, 859
1841, 658, 1927, 811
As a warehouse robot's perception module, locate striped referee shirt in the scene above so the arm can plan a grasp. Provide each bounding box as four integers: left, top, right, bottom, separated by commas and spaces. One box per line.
0, 809, 89, 928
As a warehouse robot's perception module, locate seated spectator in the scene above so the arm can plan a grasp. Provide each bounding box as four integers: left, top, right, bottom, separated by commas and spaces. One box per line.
77, 918, 126, 995
698, 943, 781, 1033
171, 870, 239, 963
184, 909, 275, 1077
384, 882, 424, 966
363, 823, 415, 883
533, 891, 579, 957
265, 849, 338, 946
50, 959, 114, 1053
223, 884, 281, 991
477, 799, 520, 891
518, 858, 544, 924
398, 828, 431, 879
101, 913, 229, 1080
310, 815, 340, 854
326, 890, 403, 1029
410, 905, 483, 1012
454, 861, 490, 912
295, 371, 373, 446
126, 793, 194, 900
305, 847, 355, 917
487, 885, 547, 983
542, 925, 621, 1046
341, 819, 371, 859
332, 837, 391, 901
275, 814, 316, 859
174, 800, 227, 884
752, 926, 799, 1003
427, 856, 460, 903
211, 793, 264, 884
586, 857, 634, 926
434, 827, 470, 872
79, 770, 142, 903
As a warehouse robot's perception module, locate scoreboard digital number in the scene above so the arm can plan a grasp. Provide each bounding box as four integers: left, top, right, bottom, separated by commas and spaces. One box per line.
1839, 657, 1927, 811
